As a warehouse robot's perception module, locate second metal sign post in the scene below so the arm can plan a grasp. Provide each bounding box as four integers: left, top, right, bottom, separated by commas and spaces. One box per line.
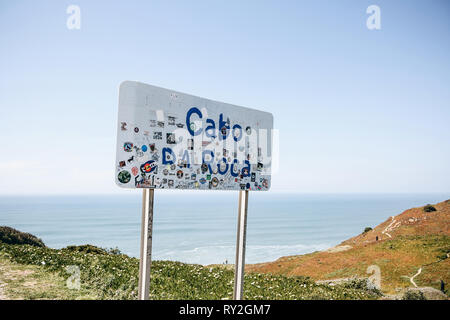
137, 189, 250, 300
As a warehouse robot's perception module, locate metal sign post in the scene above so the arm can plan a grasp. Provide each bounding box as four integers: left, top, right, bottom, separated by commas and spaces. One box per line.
138, 188, 154, 300
233, 190, 249, 300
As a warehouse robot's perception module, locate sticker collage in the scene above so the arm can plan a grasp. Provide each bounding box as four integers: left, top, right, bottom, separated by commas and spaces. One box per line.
115, 82, 272, 191
116, 111, 271, 191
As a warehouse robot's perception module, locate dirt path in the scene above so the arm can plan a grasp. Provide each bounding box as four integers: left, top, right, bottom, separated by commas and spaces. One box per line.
382, 216, 401, 238
0, 283, 7, 299
382, 216, 394, 238
410, 268, 422, 288
0, 256, 36, 300
0, 255, 97, 300
324, 245, 352, 253
0, 258, 13, 299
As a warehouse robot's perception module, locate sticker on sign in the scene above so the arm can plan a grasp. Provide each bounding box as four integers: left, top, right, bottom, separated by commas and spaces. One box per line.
115, 81, 273, 191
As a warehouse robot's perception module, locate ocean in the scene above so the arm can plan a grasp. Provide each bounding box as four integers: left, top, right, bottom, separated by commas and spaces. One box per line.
0, 193, 448, 265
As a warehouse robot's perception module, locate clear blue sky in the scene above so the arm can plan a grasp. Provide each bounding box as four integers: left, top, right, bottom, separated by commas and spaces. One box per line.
1, 0, 449, 194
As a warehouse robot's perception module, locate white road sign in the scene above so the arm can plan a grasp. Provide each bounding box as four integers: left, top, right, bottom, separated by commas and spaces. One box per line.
115, 81, 273, 191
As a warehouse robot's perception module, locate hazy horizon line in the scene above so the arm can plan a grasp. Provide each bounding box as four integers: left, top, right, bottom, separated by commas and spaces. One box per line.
0, 191, 448, 197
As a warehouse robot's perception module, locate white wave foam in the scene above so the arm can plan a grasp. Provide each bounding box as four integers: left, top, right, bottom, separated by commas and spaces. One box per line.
154, 242, 331, 265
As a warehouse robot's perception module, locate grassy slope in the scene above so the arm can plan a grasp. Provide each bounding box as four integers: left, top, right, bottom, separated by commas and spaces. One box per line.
247, 200, 450, 295
0, 255, 95, 300
2, 200, 448, 300
0, 243, 381, 300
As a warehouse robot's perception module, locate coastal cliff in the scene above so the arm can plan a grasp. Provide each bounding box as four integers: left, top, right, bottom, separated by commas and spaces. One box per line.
247, 200, 450, 298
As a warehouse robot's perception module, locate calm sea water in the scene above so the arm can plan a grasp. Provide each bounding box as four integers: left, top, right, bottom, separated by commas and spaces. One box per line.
0, 193, 448, 265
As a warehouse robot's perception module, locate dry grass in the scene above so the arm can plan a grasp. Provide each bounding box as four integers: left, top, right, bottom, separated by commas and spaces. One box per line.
247, 200, 450, 295
0, 254, 96, 300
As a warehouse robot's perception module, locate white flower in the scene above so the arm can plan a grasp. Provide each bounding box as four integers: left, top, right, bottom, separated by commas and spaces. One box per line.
41, 261, 46, 265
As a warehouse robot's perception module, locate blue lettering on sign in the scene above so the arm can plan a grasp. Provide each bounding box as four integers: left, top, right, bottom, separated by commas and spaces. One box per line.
232, 124, 242, 142
181, 150, 190, 168
162, 147, 176, 165
217, 157, 229, 175
205, 119, 216, 138
230, 159, 240, 177
202, 150, 214, 164
242, 160, 251, 177
186, 107, 202, 136
219, 113, 229, 140
186, 107, 241, 142
202, 150, 214, 174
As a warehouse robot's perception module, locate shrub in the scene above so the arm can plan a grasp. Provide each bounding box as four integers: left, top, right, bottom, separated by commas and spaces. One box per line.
107, 247, 122, 255
437, 247, 450, 260
363, 227, 372, 233
0, 226, 45, 247
423, 205, 436, 212
63, 244, 108, 255
402, 290, 426, 300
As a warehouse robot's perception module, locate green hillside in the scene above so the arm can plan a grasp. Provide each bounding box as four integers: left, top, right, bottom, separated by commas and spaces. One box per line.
0, 238, 379, 300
